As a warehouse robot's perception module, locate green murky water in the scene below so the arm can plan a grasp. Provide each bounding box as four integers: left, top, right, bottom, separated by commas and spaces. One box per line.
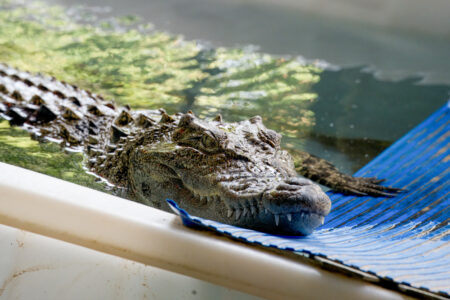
0, 0, 448, 191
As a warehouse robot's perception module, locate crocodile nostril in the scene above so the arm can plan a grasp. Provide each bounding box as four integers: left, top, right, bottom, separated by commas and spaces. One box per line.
276, 183, 300, 191
285, 177, 311, 186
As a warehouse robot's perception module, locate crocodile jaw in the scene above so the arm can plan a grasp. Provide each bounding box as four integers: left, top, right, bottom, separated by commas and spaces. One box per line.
173, 175, 331, 235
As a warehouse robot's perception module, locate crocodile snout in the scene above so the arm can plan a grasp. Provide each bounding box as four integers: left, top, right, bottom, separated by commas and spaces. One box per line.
260, 177, 331, 235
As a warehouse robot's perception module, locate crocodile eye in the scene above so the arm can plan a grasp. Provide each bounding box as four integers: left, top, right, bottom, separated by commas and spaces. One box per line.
201, 134, 218, 149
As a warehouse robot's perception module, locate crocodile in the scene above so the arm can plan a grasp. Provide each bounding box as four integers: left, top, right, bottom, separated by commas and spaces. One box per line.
0, 63, 400, 235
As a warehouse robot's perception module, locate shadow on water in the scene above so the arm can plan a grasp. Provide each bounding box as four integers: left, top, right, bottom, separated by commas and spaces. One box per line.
312, 67, 449, 142
178, 49, 224, 112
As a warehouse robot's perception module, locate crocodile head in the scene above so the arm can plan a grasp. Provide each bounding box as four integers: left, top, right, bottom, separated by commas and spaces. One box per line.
129, 112, 331, 235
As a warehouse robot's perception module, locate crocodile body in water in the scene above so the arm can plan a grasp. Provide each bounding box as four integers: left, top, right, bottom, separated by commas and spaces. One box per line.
0, 63, 400, 235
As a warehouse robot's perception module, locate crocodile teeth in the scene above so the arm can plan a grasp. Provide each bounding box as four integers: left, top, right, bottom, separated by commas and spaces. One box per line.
287, 214, 292, 222
265, 208, 269, 214
235, 208, 242, 220
251, 206, 256, 215
243, 207, 248, 217
321, 218, 325, 225
227, 209, 233, 218
274, 214, 280, 226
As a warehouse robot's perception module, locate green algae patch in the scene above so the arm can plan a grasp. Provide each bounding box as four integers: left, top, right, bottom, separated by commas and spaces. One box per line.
0, 121, 106, 191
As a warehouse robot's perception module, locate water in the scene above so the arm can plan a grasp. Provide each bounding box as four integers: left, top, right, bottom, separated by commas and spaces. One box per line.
0, 0, 449, 188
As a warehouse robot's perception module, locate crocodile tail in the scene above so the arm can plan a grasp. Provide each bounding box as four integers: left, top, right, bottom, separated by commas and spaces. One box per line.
290, 149, 402, 197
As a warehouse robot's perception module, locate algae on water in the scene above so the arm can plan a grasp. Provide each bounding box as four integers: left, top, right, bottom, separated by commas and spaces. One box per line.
0, 121, 106, 191
0, 0, 322, 189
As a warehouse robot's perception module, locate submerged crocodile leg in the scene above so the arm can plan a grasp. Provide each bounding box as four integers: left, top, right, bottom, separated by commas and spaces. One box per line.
290, 149, 402, 197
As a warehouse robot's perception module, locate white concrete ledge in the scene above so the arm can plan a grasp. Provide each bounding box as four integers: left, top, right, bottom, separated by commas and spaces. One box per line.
0, 162, 407, 299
